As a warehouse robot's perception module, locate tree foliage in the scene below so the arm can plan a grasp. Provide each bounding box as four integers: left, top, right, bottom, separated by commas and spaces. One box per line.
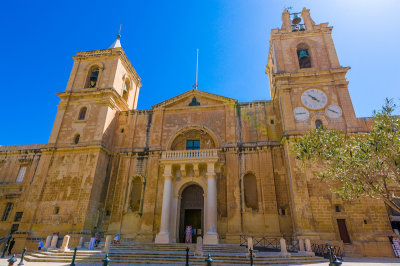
292, 99, 400, 213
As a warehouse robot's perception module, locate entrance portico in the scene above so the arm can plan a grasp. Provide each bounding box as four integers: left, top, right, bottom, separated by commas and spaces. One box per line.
155, 149, 219, 244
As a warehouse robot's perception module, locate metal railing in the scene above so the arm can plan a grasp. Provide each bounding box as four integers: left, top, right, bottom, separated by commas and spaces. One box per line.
311, 243, 343, 259
240, 235, 299, 252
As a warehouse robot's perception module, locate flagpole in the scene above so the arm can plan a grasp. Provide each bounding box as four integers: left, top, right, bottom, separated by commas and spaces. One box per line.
195, 49, 199, 89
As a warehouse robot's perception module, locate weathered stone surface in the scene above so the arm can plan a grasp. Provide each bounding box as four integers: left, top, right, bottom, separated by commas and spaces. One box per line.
0, 8, 394, 258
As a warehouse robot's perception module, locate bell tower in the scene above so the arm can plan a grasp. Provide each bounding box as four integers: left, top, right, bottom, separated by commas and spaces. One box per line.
266, 8, 360, 135
48, 34, 142, 146
40, 34, 142, 233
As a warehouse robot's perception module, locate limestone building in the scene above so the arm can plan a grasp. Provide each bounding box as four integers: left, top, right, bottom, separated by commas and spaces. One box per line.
0, 8, 396, 257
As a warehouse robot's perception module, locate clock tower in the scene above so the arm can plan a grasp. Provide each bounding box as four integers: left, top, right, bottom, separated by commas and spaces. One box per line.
266, 8, 364, 242
266, 8, 361, 135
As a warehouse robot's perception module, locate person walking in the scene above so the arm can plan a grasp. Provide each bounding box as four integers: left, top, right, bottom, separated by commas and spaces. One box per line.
7, 238, 15, 255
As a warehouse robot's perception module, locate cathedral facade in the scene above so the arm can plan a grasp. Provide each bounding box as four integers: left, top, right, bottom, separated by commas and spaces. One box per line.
0, 9, 395, 257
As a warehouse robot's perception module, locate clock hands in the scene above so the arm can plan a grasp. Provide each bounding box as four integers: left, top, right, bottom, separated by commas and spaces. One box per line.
307, 94, 320, 102
328, 108, 339, 114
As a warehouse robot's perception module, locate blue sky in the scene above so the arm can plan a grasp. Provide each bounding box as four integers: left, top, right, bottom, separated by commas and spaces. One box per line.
1, 0, 399, 145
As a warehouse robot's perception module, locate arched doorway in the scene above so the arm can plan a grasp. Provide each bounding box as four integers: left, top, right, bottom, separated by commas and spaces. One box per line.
179, 184, 204, 243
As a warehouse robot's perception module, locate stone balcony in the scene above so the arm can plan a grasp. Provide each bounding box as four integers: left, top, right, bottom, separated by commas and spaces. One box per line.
160, 149, 219, 163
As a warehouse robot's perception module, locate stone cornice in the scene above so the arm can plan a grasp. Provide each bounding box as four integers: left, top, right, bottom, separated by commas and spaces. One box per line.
270, 67, 350, 90
73, 48, 142, 87
57, 87, 129, 111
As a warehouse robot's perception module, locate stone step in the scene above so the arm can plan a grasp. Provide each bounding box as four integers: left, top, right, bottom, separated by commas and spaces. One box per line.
28, 251, 323, 260
25, 250, 326, 265
24, 255, 326, 265
24, 242, 327, 265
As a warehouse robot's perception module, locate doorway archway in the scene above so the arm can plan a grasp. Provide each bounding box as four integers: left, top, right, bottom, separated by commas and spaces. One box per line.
179, 184, 204, 243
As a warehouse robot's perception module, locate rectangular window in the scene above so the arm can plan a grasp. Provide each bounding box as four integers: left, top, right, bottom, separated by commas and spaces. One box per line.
16, 166, 26, 183
1, 203, 13, 221
14, 212, 23, 222
10, 224, 19, 233
186, 140, 200, 150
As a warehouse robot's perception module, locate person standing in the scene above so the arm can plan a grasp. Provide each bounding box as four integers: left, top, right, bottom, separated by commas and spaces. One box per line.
89, 227, 97, 250
95, 232, 101, 247
7, 238, 15, 255
38, 240, 43, 250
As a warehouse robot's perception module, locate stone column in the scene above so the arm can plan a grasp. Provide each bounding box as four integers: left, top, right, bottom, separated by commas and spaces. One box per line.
50, 235, 59, 249
204, 163, 219, 244
45, 236, 52, 249
60, 235, 70, 252
155, 164, 173, 243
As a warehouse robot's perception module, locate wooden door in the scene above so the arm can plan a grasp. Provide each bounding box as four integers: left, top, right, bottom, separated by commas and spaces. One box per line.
337, 219, 351, 243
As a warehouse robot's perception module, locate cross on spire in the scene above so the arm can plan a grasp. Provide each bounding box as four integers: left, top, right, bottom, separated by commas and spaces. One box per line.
109, 24, 122, 49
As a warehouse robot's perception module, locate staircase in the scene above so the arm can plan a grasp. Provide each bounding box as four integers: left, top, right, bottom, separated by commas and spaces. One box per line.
24, 242, 327, 265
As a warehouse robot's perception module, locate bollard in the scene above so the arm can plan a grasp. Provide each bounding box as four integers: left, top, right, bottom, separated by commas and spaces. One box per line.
325, 243, 342, 266
102, 253, 110, 266
17, 248, 26, 266
279, 238, 291, 258
70, 247, 77, 266
331, 255, 343, 266
8, 254, 17, 266
185, 246, 189, 266
205, 253, 213, 266
249, 249, 254, 266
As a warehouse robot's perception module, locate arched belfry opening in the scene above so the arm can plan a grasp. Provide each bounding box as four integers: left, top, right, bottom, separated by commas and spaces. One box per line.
179, 184, 204, 243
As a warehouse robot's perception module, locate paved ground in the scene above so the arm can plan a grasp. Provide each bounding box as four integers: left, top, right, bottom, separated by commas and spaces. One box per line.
0, 255, 399, 265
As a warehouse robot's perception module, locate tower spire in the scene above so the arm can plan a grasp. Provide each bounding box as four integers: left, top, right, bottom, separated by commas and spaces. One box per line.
109, 24, 122, 49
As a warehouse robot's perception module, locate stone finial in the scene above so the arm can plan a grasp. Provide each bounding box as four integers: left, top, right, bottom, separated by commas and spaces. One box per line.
301, 8, 315, 30
281, 10, 291, 32
279, 238, 291, 257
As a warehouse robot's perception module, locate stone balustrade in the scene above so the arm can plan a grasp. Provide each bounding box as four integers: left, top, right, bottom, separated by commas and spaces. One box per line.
161, 149, 218, 160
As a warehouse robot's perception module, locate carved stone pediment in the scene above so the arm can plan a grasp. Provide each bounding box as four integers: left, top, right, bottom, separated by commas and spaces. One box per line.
152, 89, 237, 109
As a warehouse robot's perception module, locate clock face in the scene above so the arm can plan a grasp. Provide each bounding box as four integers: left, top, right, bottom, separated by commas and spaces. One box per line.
301, 88, 328, 110
325, 105, 342, 118
293, 107, 309, 121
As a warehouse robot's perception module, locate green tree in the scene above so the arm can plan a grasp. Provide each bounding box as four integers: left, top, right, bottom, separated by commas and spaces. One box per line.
292, 99, 400, 213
